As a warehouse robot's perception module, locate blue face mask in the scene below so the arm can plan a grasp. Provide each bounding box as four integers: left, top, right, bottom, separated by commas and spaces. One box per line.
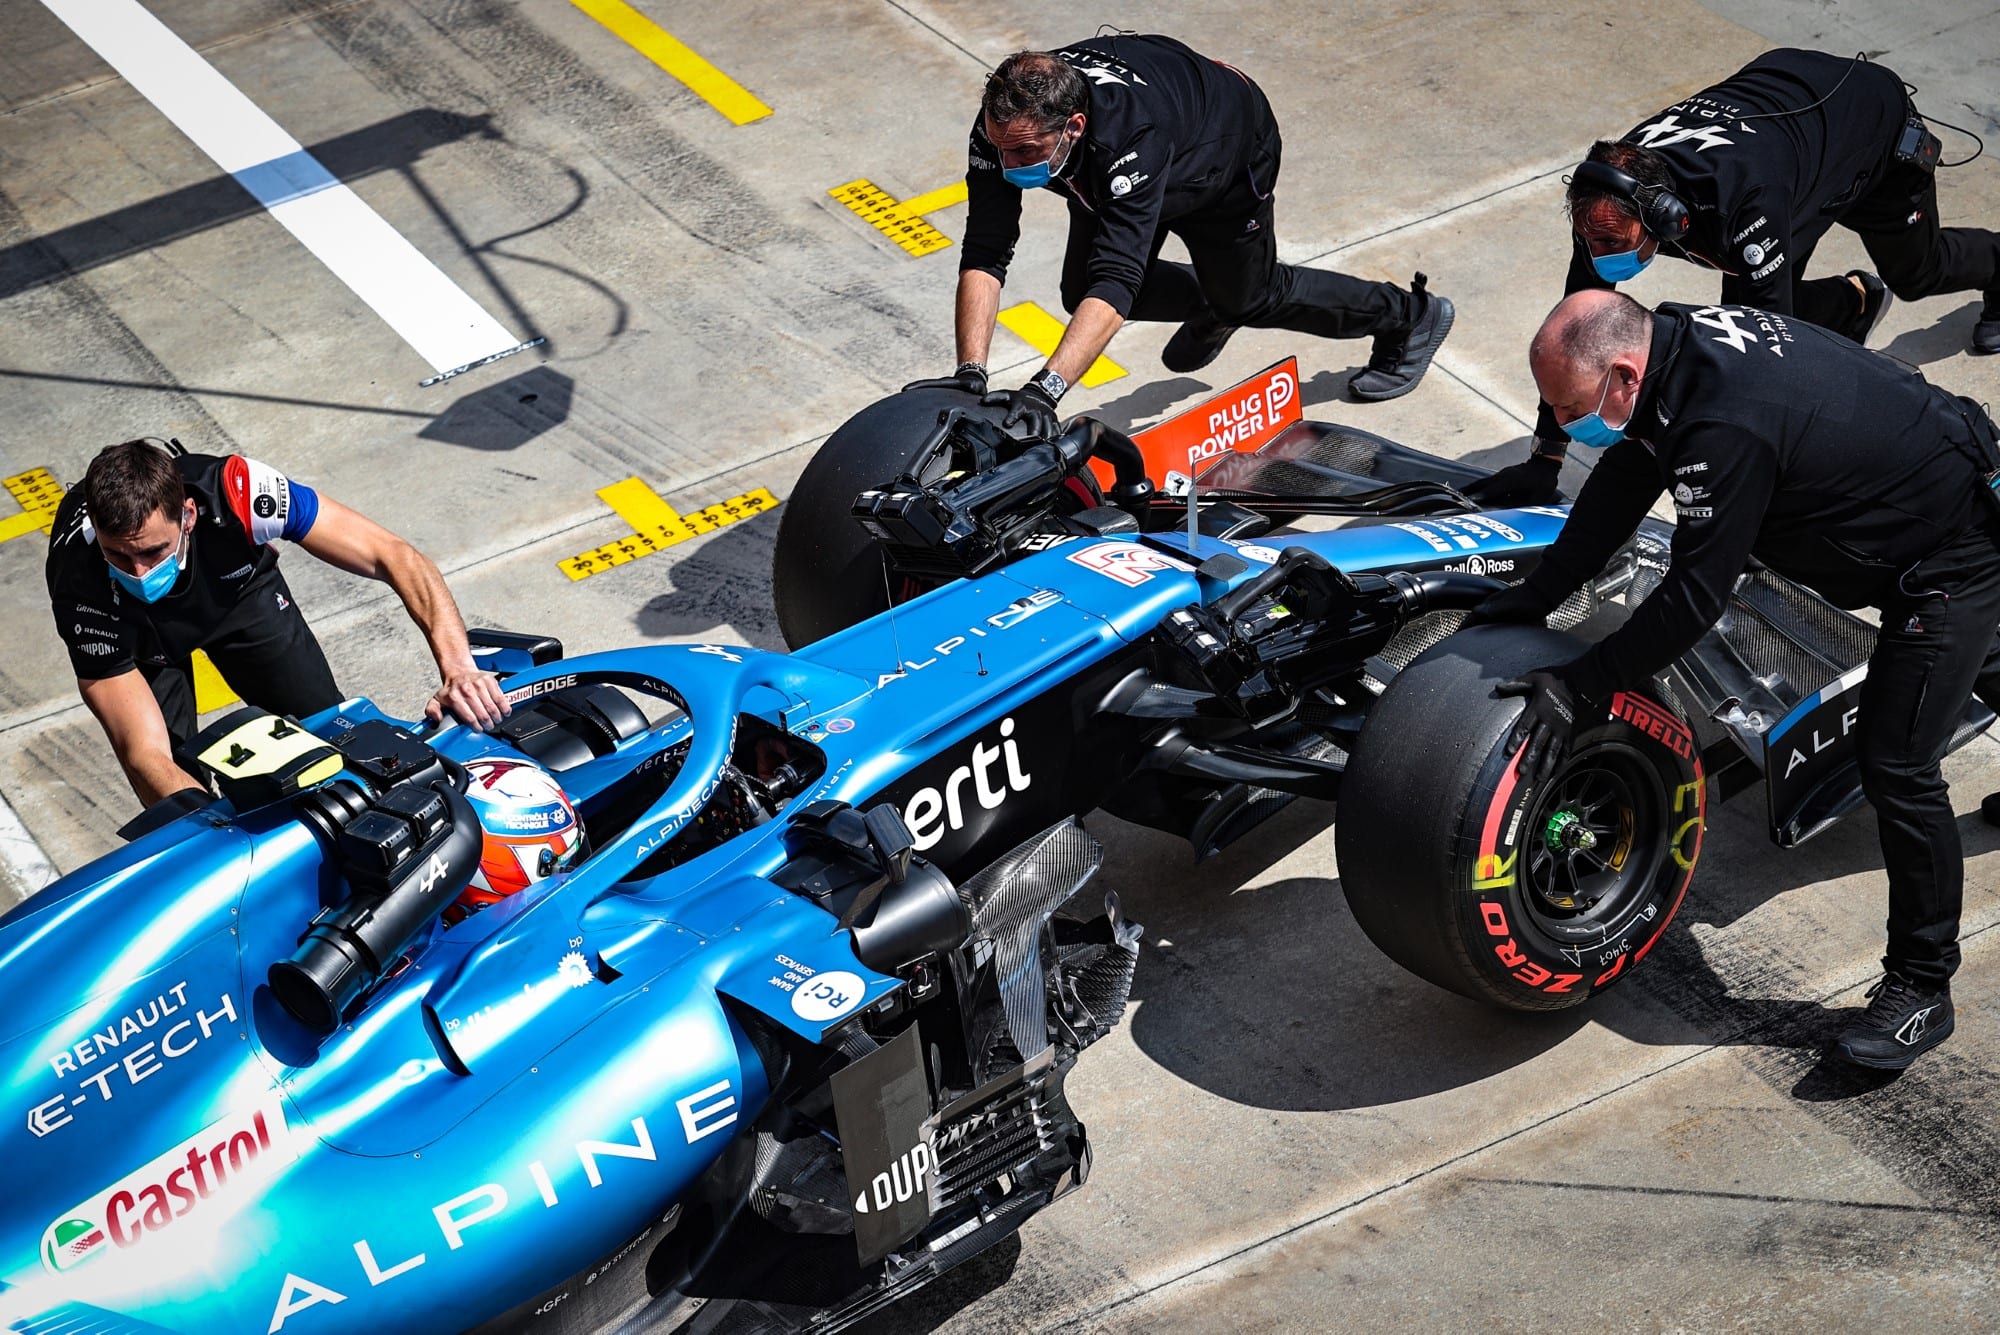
106, 521, 189, 604
1590, 246, 1653, 283
1002, 127, 1074, 190
1562, 369, 1632, 449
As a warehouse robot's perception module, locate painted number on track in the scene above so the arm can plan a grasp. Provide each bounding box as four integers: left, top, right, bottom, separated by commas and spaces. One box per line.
0, 469, 64, 544
828, 179, 966, 257
560, 480, 780, 581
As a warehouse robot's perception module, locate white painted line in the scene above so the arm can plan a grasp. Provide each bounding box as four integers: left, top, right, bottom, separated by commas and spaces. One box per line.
0, 790, 57, 909
41, 0, 528, 378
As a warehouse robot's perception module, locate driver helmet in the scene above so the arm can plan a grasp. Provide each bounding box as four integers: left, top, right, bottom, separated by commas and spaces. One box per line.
450, 758, 585, 922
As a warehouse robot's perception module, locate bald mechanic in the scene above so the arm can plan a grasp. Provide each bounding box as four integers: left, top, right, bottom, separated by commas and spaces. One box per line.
909, 35, 1453, 431
47, 439, 508, 807
1473, 48, 2000, 506
1468, 291, 2000, 1068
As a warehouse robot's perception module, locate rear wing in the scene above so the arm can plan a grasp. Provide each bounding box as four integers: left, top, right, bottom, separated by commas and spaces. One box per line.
1089, 357, 1302, 493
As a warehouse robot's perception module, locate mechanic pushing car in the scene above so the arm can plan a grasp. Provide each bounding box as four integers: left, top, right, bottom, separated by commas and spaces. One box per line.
910, 33, 1454, 434
1471, 289, 2000, 1069
1474, 48, 2000, 506
45, 437, 508, 807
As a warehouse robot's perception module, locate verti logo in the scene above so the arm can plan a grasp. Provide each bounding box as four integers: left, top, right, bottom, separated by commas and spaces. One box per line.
902, 716, 1032, 850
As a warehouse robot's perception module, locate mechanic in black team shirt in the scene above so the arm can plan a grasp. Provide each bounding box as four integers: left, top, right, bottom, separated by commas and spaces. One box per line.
910, 34, 1453, 431
1471, 290, 2000, 1069
1474, 48, 2000, 506
46, 439, 509, 807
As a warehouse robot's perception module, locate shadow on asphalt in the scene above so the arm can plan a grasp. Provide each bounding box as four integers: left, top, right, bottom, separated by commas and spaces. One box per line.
419, 365, 575, 449
1084, 374, 1212, 429
1088, 775, 2000, 1113
1297, 363, 1388, 408
1086, 800, 1590, 1112
0, 109, 499, 300
631, 511, 786, 650
852, 1236, 1023, 1335
1875, 297, 1985, 367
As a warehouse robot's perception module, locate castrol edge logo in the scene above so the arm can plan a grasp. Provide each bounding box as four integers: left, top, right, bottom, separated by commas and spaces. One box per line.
40, 1092, 294, 1273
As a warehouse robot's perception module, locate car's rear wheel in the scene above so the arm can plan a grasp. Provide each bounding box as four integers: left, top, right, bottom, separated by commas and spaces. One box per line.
772, 388, 1103, 648
773, 386, 989, 649
1336, 624, 1705, 1011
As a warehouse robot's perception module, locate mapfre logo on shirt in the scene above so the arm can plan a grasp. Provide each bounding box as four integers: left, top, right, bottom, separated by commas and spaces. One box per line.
222, 456, 292, 545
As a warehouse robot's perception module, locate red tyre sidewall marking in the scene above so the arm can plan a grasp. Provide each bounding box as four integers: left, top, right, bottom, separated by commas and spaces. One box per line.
1471, 691, 1705, 998
1471, 749, 1585, 995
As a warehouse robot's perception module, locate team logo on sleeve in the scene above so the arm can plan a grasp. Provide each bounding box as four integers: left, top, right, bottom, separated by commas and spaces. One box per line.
222, 456, 293, 544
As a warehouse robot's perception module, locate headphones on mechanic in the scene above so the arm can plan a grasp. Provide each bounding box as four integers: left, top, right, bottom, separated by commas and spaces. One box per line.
1571, 158, 1691, 243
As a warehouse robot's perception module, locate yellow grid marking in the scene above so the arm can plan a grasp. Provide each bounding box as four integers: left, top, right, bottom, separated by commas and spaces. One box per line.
561, 483, 781, 581
191, 649, 239, 713
996, 302, 1127, 388
828, 178, 965, 257
0, 468, 65, 543
570, 0, 772, 125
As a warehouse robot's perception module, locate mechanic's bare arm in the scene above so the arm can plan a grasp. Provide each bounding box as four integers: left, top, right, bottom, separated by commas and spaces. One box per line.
77, 671, 205, 806
1043, 297, 1125, 385
296, 498, 509, 730
953, 270, 1005, 367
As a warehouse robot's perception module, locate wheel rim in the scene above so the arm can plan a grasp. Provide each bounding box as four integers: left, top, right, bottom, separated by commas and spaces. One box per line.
1521, 743, 1668, 941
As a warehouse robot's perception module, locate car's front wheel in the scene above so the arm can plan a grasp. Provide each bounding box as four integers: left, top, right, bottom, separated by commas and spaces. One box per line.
1336, 624, 1705, 1012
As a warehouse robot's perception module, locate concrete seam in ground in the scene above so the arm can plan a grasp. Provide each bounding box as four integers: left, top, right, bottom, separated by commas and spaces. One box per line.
0, 789, 57, 911
1056, 916, 2000, 1330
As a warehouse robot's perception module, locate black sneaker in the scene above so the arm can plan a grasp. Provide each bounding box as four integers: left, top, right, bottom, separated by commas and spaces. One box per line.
1162, 311, 1240, 373
1974, 292, 2000, 356
1831, 972, 1954, 1069
1844, 270, 1893, 345
1350, 273, 1455, 402
1982, 791, 2000, 826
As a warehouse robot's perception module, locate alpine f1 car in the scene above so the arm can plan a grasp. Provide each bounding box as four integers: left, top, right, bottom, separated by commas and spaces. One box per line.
2, 363, 1986, 1334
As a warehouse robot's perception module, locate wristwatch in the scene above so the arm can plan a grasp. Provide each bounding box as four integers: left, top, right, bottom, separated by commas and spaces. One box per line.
1030, 367, 1070, 402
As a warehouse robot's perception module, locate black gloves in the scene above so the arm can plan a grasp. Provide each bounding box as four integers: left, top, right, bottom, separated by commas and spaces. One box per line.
903, 362, 989, 397
1497, 654, 1614, 786
1464, 449, 1565, 507
1462, 581, 1557, 629
983, 375, 1064, 440
1496, 667, 1585, 787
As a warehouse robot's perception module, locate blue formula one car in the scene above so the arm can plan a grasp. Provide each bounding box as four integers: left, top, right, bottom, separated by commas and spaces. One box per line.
2, 367, 1985, 1333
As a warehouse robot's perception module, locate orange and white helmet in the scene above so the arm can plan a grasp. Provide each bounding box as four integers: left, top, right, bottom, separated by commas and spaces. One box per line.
450, 758, 584, 922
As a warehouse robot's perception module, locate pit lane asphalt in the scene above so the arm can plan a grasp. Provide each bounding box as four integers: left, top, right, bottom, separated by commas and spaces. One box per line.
3, 1, 2000, 1330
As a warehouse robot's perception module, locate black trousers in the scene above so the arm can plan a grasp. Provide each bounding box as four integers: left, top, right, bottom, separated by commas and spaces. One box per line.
1857, 519, 2000, 987
1782, 151, 2000, 333
142, 572, 342, 746
1058, 128, 1420, 341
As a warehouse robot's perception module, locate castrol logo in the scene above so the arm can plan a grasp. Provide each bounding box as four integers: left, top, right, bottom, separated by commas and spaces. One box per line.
39, 1092, 295, 1273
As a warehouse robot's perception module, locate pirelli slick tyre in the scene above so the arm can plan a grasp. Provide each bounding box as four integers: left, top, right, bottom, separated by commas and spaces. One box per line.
1336, 624, 1705, 1012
